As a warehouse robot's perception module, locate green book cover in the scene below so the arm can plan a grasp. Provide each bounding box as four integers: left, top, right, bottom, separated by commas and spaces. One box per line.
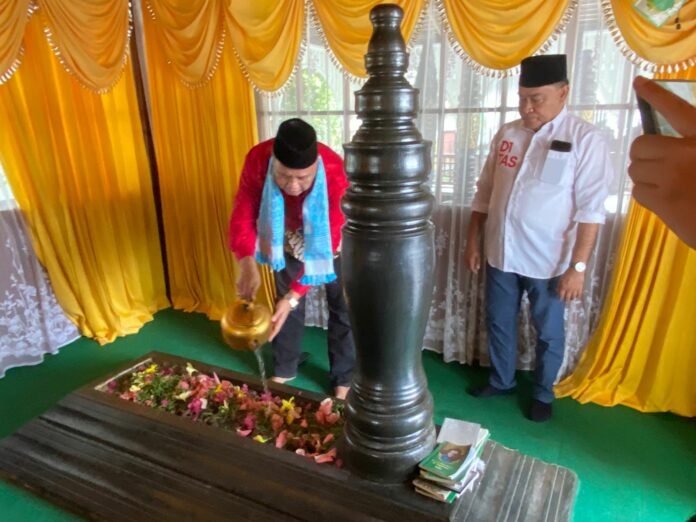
419, 442, 472, 479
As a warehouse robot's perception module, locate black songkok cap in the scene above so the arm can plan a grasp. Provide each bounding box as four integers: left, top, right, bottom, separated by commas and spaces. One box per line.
519, 55, 568, 88
273, 118, 318, 169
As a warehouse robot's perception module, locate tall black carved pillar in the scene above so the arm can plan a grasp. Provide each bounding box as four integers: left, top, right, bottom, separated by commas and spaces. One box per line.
340, 4, 436, 483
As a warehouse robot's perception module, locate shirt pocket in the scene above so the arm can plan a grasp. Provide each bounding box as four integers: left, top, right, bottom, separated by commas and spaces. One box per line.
539, 150, 573, 186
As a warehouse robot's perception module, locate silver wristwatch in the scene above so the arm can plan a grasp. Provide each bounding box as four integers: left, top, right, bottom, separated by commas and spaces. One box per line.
285, 296, 300, 310
572, 261, 587, 273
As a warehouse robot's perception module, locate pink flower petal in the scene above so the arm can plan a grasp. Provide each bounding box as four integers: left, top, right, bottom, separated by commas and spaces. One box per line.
271, 414, 284, 432
319, 398, 333, 415
236, 429, 252, 437
275, 430, 288, 449
243, 414, 256, 430
314, 453, 335, 464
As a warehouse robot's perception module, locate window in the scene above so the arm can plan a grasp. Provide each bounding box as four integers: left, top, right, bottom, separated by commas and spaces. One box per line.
256, 0, 640, 214
0, 163, 18, 211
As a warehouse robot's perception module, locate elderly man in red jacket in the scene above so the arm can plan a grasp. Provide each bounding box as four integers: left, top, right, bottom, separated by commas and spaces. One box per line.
229, 119, 355, 399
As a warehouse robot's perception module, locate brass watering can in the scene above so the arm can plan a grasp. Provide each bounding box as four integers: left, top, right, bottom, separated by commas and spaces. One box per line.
220, 299, 272, 351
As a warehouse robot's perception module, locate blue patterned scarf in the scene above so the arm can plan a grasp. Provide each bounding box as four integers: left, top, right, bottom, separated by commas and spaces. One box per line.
256, 156, 336, 285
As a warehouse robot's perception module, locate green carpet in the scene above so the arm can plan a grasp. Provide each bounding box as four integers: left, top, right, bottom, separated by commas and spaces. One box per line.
0, 308, 694, 521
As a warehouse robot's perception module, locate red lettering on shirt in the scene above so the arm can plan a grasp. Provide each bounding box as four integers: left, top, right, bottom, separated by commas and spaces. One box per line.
497, 140, 518, 168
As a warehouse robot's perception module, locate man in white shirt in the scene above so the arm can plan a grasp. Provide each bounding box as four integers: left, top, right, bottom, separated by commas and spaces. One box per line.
464, 55, 612, 422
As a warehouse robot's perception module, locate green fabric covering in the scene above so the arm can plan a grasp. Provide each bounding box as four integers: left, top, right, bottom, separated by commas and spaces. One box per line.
0, 309, 694, 521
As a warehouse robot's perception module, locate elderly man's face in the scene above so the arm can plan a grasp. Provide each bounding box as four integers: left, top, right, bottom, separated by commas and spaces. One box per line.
518, 83, 569, 131
273, 158, 318, 196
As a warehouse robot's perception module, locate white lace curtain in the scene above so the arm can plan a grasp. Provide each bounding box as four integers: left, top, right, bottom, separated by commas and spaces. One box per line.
255, 0, 641, 379
0, 167, 79, 378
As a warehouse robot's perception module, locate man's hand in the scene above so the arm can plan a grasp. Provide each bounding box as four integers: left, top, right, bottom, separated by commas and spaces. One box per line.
269, 293, 299, 341
630, 76, 696, 249
236, 256, 260, 301
465, 211, 487, 273
557, 268, 585, 302
464, 241, 482, 273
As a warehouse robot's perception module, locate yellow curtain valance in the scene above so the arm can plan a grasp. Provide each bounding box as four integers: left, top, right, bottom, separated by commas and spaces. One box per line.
145, 0, 304, 91
603, 0, 696, 72
0, 0, 33, 83
3, 1, 696, 91
144, 0, 225, 88
39, 0, 132, 93
436, 0, 577, 75
309, 0, 426, 79
147, 0, 426, 90
225, 0, 305, 92
0, 0, 131, 92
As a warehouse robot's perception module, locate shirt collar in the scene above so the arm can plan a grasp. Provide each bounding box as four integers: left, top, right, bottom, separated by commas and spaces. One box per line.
540, 106, 568, 135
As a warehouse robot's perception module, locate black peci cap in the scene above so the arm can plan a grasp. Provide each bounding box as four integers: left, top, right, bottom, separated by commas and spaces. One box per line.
519, 55, 568, 88
273, 118, 318, 169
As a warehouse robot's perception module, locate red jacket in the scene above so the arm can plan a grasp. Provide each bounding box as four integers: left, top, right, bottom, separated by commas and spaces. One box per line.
229, 139, 348, 296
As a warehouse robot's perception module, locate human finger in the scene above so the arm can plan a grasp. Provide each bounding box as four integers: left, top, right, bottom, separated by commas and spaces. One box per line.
634, 76, 696, 138
629, 134, 678, 162
557, 284, 567, 301
269, 312, 287, 341
628, 160, 662, 187
470, 253, 480, 273
237, 283, 251, 301
631, 183, 662, 213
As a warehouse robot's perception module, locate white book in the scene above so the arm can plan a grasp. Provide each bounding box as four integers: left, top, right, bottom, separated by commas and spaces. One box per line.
437, 418, 481, 446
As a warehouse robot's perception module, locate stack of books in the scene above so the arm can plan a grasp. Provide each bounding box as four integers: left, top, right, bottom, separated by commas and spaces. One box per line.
413, 418, 489, 503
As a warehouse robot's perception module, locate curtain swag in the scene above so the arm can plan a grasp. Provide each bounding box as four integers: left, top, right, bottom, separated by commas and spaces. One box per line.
2, 0, 695, 90
225, 0, 306, 93
602, 0, 696, 73
146, 0, 427, 90
0, 0, 34, 84
308, 0, 428, 81
1, 0, 131, 92
435, 0, 578, 77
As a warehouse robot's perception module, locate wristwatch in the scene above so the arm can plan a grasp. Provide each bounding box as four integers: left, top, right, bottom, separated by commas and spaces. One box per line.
285, 296, 300, 310
572, 261, 587, 273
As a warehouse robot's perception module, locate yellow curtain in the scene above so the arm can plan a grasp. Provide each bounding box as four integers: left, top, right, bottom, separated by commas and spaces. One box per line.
142, 6, 274, 319
225, 0, 305, 92
556, 68, 696, 416
0, 17, 168, 344
606, 0, 696, 70
310, 0, 426, 78
437, 0, 574, 72
0, 0, 32, 82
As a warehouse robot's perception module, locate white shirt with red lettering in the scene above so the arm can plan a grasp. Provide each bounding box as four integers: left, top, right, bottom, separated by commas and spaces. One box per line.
471, 107, 612, 279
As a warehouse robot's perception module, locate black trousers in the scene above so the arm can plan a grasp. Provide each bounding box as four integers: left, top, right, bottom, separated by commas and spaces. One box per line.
272, 255, 356, 387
